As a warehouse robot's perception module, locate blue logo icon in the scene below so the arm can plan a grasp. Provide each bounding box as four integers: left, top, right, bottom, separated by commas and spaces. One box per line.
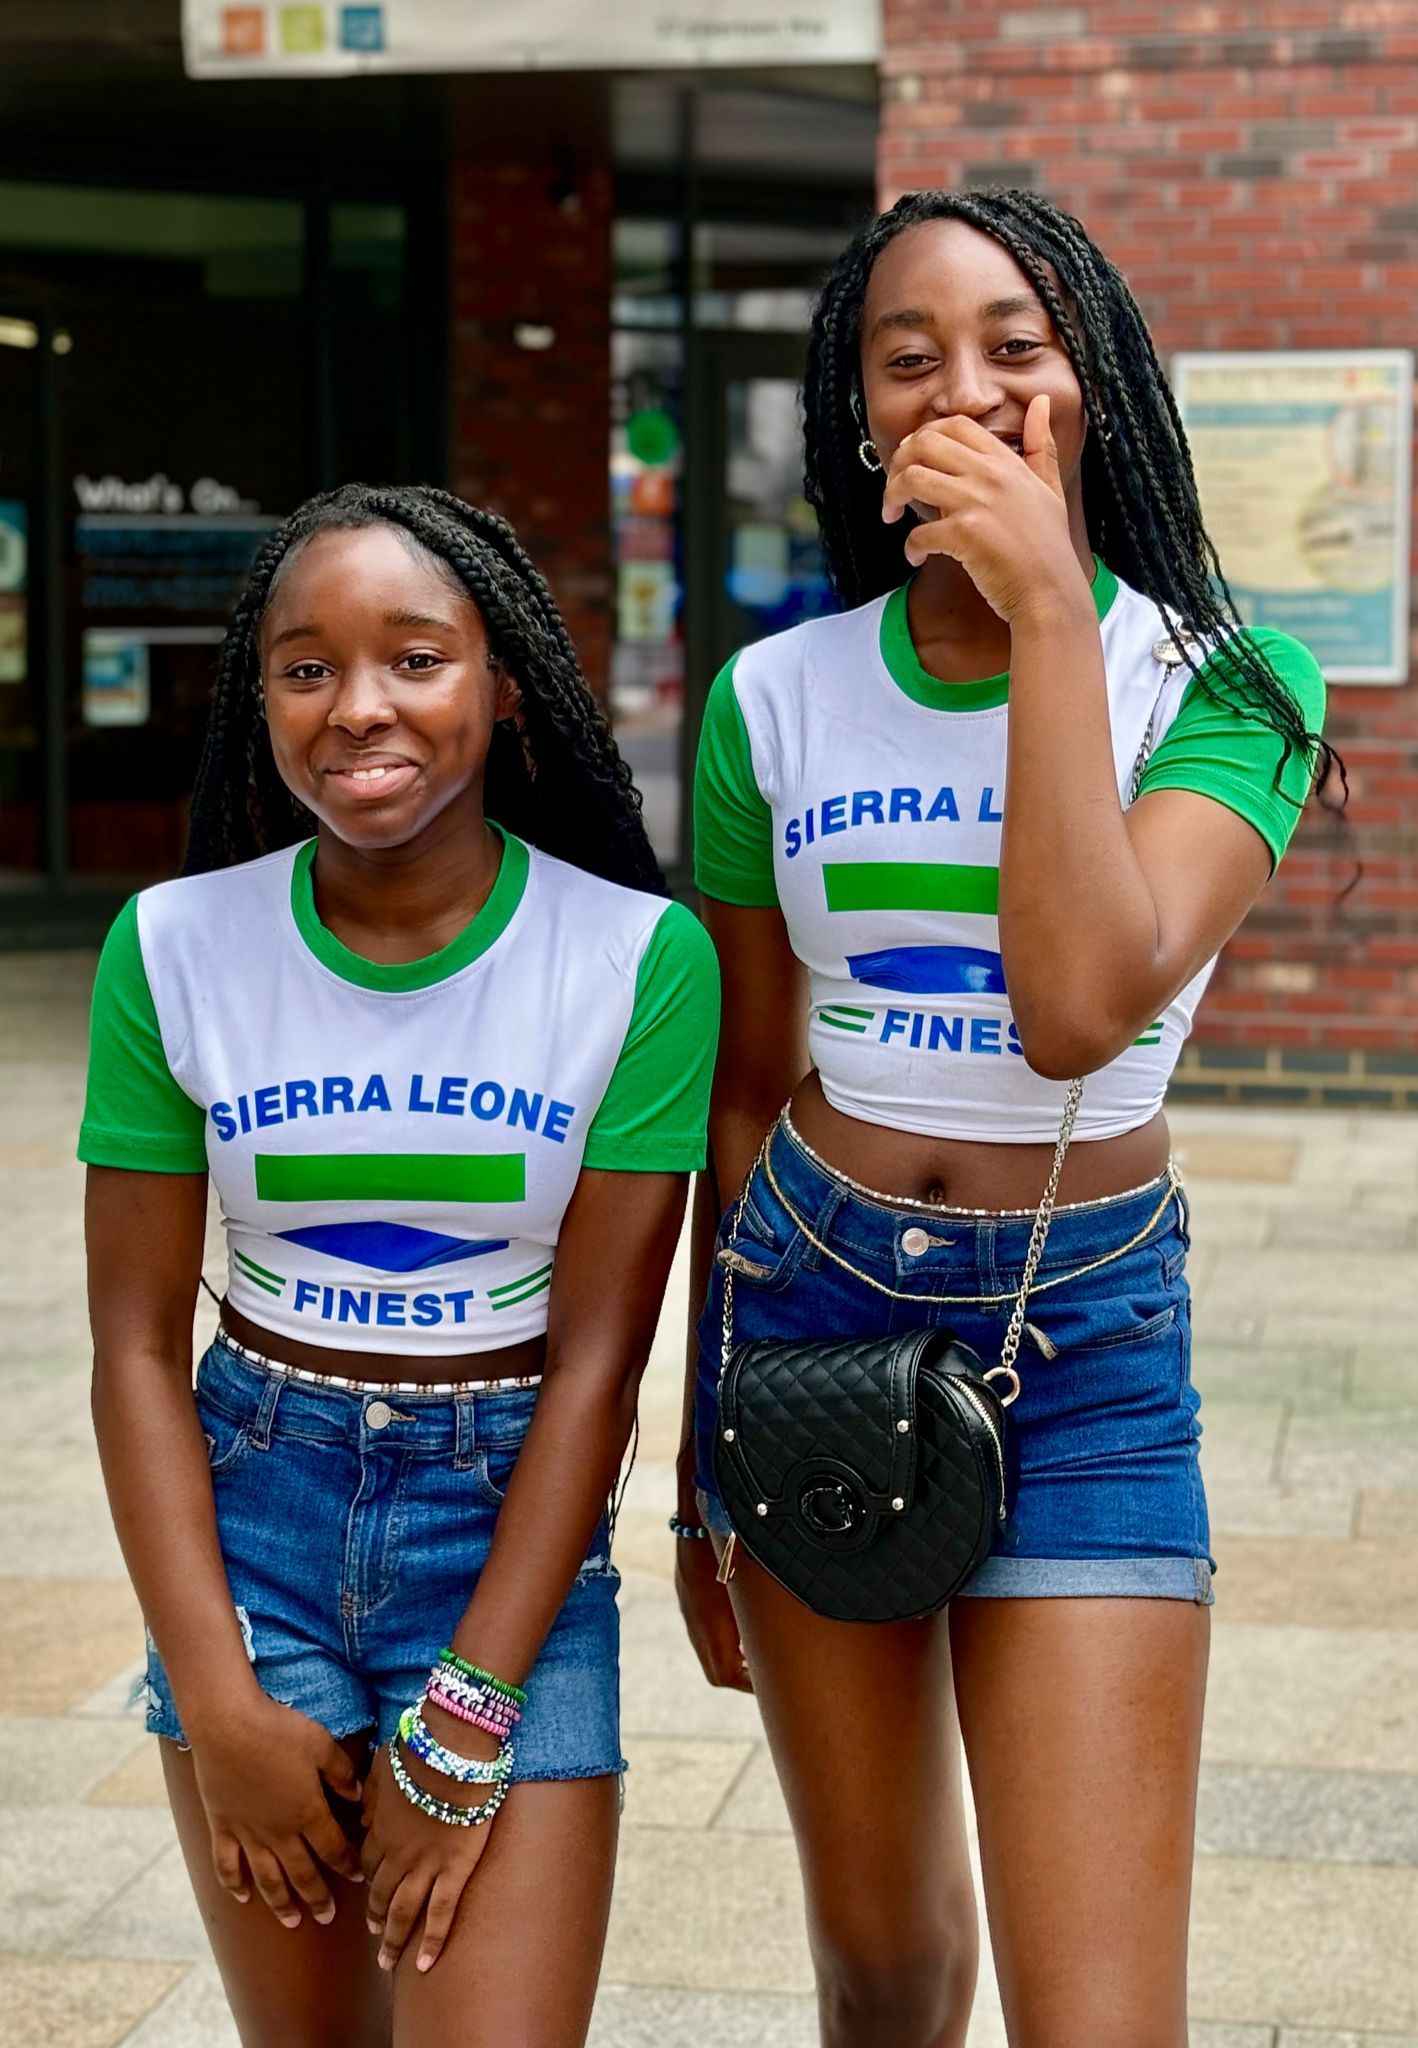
340, 5, 384, 51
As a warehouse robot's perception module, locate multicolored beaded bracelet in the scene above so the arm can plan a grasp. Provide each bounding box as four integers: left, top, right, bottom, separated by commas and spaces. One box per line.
425, 1684, 519, 1741
431, 1663, 521, 1713
669, 1514, 711, 1541
437, 1649, 528, 1708
398, 1705, 514, 1787
387, 1737, 508, 1828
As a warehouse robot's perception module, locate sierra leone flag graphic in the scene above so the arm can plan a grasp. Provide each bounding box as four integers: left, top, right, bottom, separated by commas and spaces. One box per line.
824, 861, 1007, 997
258, 1152, 523, 1272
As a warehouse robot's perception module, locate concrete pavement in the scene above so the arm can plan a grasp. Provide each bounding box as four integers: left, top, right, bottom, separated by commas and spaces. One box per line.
2, 948, 1416, 2046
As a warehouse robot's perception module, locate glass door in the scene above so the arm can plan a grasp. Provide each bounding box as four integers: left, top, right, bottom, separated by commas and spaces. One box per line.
0, 307, 47, 889
682, 329, 834, 876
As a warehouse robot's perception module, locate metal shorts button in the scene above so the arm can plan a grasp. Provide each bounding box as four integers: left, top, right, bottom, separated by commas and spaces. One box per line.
366, 1399, 393, 1430
902, 1226, 930, 1257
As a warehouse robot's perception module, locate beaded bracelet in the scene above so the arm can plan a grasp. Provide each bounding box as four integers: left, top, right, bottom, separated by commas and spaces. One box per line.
428, 1674, 520, 1725
398, 1704, 514, 1786
425, 1684, 519, 1741
429, 1673, 520, 1727
387, 1737, 508, 1828
669, 1514, 711, 1541
437, 1649, 527, 1708
431, 1661, 521, 1713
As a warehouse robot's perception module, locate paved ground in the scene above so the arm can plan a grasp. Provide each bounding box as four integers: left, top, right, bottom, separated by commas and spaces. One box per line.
2, 948, 1417, 2048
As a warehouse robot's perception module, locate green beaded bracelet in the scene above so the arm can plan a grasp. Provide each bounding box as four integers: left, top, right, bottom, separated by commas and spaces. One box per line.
437, 1648, 528, 1707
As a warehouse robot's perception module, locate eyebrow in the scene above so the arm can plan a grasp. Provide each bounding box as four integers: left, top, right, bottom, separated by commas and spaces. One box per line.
267, 608, 458, 652
869, 292, 1046, 340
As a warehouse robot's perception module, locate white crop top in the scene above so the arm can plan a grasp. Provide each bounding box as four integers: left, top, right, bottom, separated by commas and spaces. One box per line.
694, 563, 1324, 1144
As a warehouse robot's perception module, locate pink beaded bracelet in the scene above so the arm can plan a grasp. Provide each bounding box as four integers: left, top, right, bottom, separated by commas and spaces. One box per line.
426, 1684, 518, 1739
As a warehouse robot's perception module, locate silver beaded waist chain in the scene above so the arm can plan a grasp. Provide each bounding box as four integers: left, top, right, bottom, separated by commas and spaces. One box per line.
214, 1324, 543, 1398
779, 1107, 1172, 1220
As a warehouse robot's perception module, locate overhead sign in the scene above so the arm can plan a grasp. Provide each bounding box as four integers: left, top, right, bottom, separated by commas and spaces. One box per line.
1173, 350, 1413, 684
183, 0, 881, 74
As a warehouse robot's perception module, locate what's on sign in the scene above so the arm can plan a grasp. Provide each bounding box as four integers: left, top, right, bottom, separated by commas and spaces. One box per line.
182, 0, 881, 74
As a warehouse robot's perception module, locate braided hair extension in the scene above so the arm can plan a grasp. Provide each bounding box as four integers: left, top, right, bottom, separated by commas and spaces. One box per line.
804, 187, 1341, 808
184, 484, 663, 891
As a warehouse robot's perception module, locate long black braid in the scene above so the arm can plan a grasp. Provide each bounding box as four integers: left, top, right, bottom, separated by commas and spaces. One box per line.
804, 187, 1341, 802
184, 483, 664, 891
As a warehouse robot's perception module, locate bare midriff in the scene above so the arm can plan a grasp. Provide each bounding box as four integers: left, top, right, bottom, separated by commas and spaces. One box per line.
788, 1070, 1170, 1212
220, 1301, 547, 1388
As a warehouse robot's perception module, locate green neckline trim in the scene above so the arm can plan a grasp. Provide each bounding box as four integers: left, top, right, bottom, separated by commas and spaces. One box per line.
289, 824, 529, 992
879, 555, 1119, 711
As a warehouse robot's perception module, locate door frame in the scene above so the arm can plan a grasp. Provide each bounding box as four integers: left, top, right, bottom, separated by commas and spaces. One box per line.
679, 325, 809, 892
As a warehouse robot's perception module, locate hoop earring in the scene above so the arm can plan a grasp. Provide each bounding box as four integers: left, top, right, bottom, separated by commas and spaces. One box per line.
858, 439, 885, 475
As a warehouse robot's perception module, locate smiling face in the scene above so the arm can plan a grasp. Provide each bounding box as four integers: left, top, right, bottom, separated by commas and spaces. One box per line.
258, 523, 519, 854
858, 217, 1090, 520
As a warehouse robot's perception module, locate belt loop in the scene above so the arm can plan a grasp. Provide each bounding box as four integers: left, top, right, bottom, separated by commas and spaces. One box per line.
453, 1389, 479, 1470
249, 1369, 284, 1450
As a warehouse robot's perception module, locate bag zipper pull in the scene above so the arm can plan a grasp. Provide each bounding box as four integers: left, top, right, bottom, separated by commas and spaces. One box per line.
716, 1531, 738, 1584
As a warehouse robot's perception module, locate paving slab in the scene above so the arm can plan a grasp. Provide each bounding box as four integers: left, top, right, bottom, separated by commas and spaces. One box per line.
621, 1735, 755, 1831
0, 1578, 143, 1713
619, 1583, 764, 1743
67, 1836, 222, 1966
113, 1963, 237, 2048
0, 1805, 173, 1953
1191, 1343, 1350, 1410
1279, 2035, 1418, 2047
0, 1957, 184, 2048
1282, 1413, 1418, 1495
0, 1715, 147, 1807
1190, 1858, 1418, 2032
1203, 1624, 1418, 1775
1196, 1763, 1418, 1867
1212, 1537, 1418, 1631
86, 1739, 168, 1809
602, 1827, 813, 1996
1356, 1490, 1418, 1542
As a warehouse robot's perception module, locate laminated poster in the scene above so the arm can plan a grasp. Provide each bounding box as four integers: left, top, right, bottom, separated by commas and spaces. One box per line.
1173, 350, 1413, 683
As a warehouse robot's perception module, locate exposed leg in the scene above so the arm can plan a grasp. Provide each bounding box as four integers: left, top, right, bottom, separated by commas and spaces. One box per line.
725, 1542, 978, 2048
950, 1596, 1209, 2048
392, 1776, 620, 2048
162, 1734, 389, 2048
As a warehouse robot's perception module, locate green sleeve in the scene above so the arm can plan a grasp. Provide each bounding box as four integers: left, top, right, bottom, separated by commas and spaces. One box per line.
582, 902, 721, 1173
692, 654, 779, 907
78, 897, 209, 1172
1136, 627, 1326, 869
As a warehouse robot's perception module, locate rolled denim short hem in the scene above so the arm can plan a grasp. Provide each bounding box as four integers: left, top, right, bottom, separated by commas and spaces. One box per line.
696, 1489, 1213, 1606
957, 1554, 1214, 1605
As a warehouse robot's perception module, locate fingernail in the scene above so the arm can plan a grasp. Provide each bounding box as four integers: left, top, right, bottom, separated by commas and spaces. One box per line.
367, 1919, 381, 1936
280, 1913, 301, 1930
378, 1951, 393, 1972
315, 1906, 335, 1926
234, 1891, 250, 1904
418, 1954, 434, 1973
350, 1871, 365, 1884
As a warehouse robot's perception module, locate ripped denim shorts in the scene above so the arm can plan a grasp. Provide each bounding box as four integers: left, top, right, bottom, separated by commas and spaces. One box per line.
142, 1336, 626, 1779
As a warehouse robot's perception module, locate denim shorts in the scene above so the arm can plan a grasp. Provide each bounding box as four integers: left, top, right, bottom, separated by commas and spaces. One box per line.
694, 1117, 1214, 1604
143, 1339, 626, 1777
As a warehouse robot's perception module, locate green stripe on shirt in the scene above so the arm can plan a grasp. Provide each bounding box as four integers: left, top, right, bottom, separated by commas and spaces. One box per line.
255, 1153, 526, 1204
823, 863, 999, 916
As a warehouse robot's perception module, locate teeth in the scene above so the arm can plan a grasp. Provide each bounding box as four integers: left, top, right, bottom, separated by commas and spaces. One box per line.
350, 766, 390, 780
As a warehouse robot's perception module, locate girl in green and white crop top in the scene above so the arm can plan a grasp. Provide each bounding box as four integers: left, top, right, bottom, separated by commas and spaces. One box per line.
694, 561, 1323, 1142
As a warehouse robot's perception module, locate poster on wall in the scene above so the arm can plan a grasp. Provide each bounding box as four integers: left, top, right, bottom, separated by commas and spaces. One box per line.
1173, 350, 1413, 684
83, 632, 152, 727
183, 0, 880, 75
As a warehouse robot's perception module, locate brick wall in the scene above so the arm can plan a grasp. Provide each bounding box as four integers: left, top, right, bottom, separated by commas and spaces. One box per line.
879, 1, 1418, 1104
448, 120, 614, 699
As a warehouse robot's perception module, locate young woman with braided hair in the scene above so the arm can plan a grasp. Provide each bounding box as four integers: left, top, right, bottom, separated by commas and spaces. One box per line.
678, 191, 1329, 2045
82, 484, 717, 2046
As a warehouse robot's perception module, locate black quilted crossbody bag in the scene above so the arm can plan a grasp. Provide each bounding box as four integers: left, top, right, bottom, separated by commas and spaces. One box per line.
712, 655, 1184, 1624
711, 1082, 1080, 1623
